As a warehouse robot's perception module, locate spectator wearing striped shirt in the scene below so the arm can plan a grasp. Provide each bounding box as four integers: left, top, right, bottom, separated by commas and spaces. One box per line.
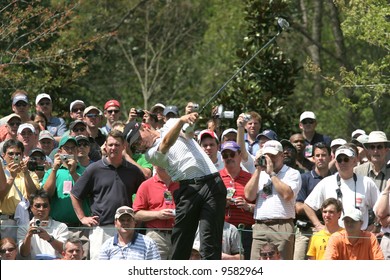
99, 206, 160, 260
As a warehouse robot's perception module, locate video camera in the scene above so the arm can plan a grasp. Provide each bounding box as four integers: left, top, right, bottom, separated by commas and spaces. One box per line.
214, 105, 234, 119
27, 159, 45, 171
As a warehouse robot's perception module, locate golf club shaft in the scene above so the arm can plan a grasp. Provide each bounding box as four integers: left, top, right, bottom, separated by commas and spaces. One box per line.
199, 19, 288, 115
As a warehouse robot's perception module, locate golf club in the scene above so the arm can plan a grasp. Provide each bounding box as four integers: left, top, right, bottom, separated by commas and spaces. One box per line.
199, 17, 289, 115
183, 17, 289, 133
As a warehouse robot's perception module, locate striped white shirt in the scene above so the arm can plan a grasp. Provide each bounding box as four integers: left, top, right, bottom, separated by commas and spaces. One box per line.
99, 232, 161, 260
146, 118, 217, 181
254, 165, 302, 220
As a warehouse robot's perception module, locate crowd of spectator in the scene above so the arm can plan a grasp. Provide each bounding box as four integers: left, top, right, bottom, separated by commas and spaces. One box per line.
1, 89, 389, 260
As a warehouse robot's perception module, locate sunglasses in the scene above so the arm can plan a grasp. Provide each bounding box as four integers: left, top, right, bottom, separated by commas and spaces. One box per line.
38, 102, 51, 106
72, 127, 86, 132
8, 122, 21, 127
222, 151, 237, 159
21, 131, 33, 136
7, 152, 22, 157
301, 119, 315, 125
30, 156, 46, 161
116, 208, 134, 216
15, 102, 28, 107
368, 144, 384, 150
85, 113, 99, 118
283, 147, 294, 153
0, 247, 16, 254
259, 251, 276, 258
62, 145, 77, 152
336, 156, 350, 163
33, 203, 49, 209
107, 110, 120, 114
72, 107, 85, 113
78, 142, 90, 147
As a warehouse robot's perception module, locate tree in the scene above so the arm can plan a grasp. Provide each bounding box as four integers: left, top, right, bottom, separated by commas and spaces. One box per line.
216, 0, 299, 138
0, 0, 108, 117
327, 0, 390, 132
290, 0, 389, 136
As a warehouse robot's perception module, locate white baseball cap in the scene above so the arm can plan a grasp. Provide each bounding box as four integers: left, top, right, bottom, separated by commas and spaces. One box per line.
35, 93, 51, 105
262, 140, 283, 155
351, 129, 366, 139
299, 111, 316, 122
342, 208, 363, 222
330, 138, 347, 148
17, 123, 35, 134
335, 146, 356, 158
69, 100, 85, 112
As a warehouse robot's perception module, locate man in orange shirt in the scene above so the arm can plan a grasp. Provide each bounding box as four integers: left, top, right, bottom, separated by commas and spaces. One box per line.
324, 208, 384, 260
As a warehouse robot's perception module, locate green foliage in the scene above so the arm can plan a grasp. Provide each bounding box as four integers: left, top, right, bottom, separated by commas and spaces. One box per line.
0, 0, 107, 117
325, 0, 390, 132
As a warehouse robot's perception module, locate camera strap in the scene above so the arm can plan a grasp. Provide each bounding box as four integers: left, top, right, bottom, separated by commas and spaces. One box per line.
336, 173, 358, 212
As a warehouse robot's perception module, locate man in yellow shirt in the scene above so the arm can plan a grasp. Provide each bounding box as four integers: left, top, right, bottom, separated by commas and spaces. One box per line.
0, 139, 40, 240
307, 198, 343, 260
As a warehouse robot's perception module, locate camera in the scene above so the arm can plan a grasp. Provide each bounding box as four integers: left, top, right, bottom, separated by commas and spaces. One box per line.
214, 105, 234, 119
32, 219, 41, 234
14, 155, 20, 165
27, 159, 44, 171
191, 103, 199, 112
263, 181, 273, 196
257, 155, 267, 167
60, 154, 74, 162
243, 114, 251, 122
136, 109, 145, 118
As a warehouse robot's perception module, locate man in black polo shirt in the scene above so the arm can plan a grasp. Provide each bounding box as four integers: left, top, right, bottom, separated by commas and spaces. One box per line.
70, 130, 145, 260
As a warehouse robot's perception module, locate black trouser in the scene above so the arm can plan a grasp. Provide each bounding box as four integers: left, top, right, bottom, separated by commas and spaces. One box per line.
241, 227, 253, 260
171, 173, 227, 260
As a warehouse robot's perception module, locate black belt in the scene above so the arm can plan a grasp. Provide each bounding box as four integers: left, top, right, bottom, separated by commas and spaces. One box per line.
179, 172, 220, 184
255, 218, 293, 225
384, 232, 390, 237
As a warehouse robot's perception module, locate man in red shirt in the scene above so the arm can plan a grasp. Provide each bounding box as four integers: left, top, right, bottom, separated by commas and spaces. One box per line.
133, 166, 179, 259
219, 141, 255, 259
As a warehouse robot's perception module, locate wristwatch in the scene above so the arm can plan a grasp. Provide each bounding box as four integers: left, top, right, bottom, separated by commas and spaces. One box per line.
48, 235, 55, 243
270, 172, 277, 178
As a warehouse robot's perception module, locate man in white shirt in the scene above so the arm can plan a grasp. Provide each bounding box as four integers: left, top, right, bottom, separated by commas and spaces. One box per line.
245, 140, 302, 260
123, 113, 227, 260
304, 145, 380, 231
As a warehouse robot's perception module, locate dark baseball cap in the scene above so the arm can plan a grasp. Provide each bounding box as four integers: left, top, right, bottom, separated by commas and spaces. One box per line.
123, 121, 142, 146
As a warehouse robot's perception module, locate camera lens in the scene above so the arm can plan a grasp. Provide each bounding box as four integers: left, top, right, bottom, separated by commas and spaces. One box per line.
27, 159, 38, 171
136, 109, 145, 118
